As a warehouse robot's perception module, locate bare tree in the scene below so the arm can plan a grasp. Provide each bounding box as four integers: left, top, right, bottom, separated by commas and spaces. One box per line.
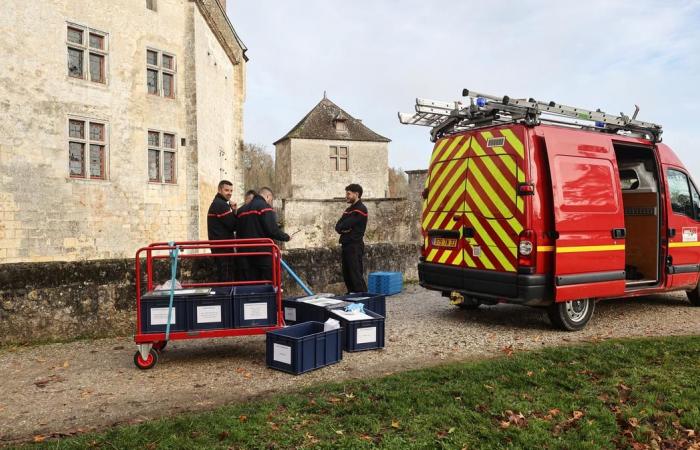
388, 167, 409, 198
242, 142, 275, 192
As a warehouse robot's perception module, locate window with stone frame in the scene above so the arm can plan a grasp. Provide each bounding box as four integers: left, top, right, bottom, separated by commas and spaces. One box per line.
67, 24, 107, 83
329, 145, 349, 171
68, 118, 107, 180
146, 49, 176, 98
148, 130, 177, 183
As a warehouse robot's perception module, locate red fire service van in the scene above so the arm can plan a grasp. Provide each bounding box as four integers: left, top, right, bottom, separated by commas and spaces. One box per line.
399, 89, 700, 330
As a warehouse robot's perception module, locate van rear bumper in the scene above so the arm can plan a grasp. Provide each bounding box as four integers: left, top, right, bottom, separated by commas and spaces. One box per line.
418, 262, 550, 305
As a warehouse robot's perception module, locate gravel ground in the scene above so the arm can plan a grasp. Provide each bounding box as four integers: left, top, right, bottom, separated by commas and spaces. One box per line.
1, 285, 699, 444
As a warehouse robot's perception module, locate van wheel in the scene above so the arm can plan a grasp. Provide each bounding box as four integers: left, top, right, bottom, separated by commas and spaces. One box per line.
547, 299, 595, 331
688, 282, 700, 307
457, 301, 481, 310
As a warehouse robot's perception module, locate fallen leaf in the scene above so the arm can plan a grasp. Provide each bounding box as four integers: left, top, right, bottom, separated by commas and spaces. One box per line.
34, 375, 66, 388
33, 435, 46, 443
239, 415, 247, 422
344, 393, 355, 399
501, 345, 514, 356
268, 422, 280, 431
572, 411, 584, 420
304, 432, 319, 444
448, 427, 456, 434
335, 429, 344, 435
63, 361, 70, 368
628, 417, 639, 428
218, 431, 230, 441
391, 420, 401, 429
526, 371, 534, 377
499, 421, 511, 429
360, 434, 373, 442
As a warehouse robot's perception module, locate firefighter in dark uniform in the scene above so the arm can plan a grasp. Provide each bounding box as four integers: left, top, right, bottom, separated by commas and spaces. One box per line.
207, 180, 237, 282
335, 183, 368, 293
237, 187, 290, 281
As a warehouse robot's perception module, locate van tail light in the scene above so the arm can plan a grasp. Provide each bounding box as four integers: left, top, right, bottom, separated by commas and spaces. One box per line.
422, 188, 429, 199
517, 229, 537, 273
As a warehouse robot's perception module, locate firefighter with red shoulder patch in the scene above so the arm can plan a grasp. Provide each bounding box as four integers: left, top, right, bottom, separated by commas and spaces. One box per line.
237, 187, 290, 281
207, 180, 237, 281
335, 183, 368, 293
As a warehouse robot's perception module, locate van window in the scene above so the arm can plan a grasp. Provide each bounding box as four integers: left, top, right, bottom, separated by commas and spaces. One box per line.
692, 181, 700, 221
667, 169, 695, 218
619, 169, 640, 190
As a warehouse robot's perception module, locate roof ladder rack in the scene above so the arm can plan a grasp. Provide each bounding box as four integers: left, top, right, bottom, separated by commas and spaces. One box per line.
398, 88, 663, 142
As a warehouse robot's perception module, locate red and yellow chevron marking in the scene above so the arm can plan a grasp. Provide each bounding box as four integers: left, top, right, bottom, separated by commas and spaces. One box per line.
422, 127, 526, 273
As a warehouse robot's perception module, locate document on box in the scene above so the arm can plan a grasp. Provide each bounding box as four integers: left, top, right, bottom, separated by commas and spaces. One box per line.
196, 305, 221, 323
284, 307, 297, 321
273, 343, 292, 365
151, 307, 176, 325
331, 310, 374, 321
244, 302, 268, 320
356, 326, 377, 344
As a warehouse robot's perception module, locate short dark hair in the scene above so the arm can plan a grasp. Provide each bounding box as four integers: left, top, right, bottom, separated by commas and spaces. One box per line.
218, 180, 233, 189
345, 183, 363, 198
245, 189, 257, 197
259, 187, 274, 197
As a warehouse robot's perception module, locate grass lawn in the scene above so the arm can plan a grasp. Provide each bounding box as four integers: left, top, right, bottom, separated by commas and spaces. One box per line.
20, 336, 700, 449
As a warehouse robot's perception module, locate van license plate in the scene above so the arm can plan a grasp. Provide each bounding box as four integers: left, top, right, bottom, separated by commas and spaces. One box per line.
432, 237, 457, 248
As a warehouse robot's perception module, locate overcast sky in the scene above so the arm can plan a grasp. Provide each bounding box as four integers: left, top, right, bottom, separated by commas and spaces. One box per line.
228, 0, 700, 173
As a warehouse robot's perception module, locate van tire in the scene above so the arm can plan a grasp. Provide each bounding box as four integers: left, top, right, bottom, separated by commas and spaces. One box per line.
547, 299, 595, 331
688, 282, 700, 307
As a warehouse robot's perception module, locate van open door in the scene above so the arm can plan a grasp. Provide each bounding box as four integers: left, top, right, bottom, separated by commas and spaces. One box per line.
540, 129, 627, 301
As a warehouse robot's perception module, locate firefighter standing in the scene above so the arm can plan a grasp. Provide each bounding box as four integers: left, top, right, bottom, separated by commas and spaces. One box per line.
335, 183, 368, 293
237, 187, 290, 281
207, 180, 237, 281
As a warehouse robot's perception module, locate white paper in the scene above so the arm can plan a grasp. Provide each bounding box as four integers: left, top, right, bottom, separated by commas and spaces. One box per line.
331, 310, 374, 321
356, 326, 377, 344
683, 228, 698, 242
284, 307, 297, 321
351, 297, 369, 301
299, 297, 340, 305
150, 307, 176, 325
244, 302, 268, 320
273, 343, 292, 365
196, 305, 222, 324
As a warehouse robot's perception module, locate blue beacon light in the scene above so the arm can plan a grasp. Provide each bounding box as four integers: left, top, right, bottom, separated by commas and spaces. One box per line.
476, 97, 488, 107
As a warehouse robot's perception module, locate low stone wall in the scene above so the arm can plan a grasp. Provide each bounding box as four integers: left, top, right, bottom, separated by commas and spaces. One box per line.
0, 243, 420, 345
280, 197, 419, 249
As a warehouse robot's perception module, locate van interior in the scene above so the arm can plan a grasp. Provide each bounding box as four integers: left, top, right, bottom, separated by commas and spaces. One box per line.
613, 144, 661, 288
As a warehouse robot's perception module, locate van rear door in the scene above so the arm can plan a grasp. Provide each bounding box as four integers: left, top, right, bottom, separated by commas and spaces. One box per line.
540, 128, 627, 301
422, 135, 471, 283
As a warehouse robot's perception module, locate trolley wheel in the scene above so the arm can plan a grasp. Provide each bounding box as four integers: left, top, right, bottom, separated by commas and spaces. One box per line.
153, 341, 168, 352
133, 348, 159, 370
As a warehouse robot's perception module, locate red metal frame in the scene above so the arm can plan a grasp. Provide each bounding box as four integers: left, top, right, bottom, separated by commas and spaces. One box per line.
134, 238, 285, 344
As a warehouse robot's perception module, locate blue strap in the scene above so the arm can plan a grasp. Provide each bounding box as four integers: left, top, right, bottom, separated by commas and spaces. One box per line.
280, 259, 314, 296
165, 241, 180, 341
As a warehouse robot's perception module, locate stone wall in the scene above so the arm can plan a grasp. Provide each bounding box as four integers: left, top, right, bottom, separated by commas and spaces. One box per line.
0, 0, 246, 262
406, 169, 428, 242
0, 243, 420, 345
279, 198, 414, 249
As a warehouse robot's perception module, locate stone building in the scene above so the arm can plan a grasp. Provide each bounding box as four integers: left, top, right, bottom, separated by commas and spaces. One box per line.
274, 96, 390, 199
0, 0, 247, 263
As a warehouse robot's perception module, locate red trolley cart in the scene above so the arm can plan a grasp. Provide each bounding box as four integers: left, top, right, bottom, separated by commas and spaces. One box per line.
133, 238, 284, 369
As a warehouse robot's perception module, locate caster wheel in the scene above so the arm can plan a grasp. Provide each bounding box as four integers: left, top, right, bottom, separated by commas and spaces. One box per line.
153, 341, 168, 352
133, 348, 159, 370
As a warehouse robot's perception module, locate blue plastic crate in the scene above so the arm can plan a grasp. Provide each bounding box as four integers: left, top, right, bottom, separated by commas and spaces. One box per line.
368, 272, 403, 295
282, 297, 350, 325
140, 290, 190, 333
266, 322, 343, 374
233, 285, 277, 327
189, 287, 234, 330
336, 292, 386, 318
328, 309, 385, 352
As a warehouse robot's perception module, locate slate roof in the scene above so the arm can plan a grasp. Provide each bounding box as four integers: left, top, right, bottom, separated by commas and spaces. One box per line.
273, 97, 391, 145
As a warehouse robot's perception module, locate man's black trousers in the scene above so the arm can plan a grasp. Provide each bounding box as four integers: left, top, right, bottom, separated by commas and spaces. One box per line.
341, 241, 367, 293
211, 247, 235, 282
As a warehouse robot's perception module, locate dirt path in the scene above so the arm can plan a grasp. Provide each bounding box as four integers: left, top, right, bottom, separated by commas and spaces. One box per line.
1, 285, 699, 444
